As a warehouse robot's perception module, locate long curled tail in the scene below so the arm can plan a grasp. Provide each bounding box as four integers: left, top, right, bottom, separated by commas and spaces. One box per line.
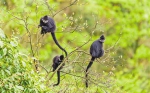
51, 33, 67, 57
53, 71, 60, 86
85, 57, 95, 88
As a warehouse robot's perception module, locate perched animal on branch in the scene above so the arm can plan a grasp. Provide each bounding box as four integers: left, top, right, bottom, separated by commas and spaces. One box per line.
52, 55, 64, 86
85, 35, 105, 87
38, 15, 67, 56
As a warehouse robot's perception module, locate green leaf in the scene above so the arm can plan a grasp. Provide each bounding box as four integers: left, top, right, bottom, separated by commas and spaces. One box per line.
5, 69, 11, 75
22, 61, 26, 67
0, 28, 6, 38
3, 48, 7, 56
10, 41, 18, 47
16, 86, 24, 90
0, 41, 4, 48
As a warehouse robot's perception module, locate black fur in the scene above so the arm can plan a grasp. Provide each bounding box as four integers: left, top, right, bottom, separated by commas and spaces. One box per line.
52, 55, 64, 86
39, 15, 67, 56
85, 35, 105, 87
39, 15, 56, 34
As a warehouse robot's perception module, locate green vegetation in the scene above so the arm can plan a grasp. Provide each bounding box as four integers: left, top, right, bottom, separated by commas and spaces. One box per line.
0, 0, 150, 93
0, 29, 49, 92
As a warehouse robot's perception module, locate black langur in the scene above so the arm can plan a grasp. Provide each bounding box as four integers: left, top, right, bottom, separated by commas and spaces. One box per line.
85, 35, 105, 88
38, 15, 67, 56
52, 55, 64, 86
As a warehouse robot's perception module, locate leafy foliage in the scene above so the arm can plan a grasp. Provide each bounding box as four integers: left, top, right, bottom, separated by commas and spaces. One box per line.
0, 29, 48, 93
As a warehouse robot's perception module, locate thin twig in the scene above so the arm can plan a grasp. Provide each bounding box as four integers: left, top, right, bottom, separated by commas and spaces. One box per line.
44, 0, 54, 16
9, 12, 39, 71
38, 63, 49, 73
23, 17, 38, 71
105, 32, 122, 53
53, 0, 78, 17
76, 50, 90, 55
71, 25, 79, 33
60, 71, 84, 79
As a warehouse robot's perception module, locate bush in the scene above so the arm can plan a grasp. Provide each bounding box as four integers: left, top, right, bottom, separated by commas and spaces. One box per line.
0, 28, 48, 93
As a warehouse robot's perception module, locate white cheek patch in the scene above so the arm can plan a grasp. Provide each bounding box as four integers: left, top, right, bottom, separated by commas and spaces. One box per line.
42, 19, 48, 23
58, 58, 61, 61
99, 39, 104, 43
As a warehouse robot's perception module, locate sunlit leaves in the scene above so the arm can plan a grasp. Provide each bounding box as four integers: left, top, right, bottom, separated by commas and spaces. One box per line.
15, 86, 24, 91
0, 28, 5, 38
135, 45, 150, 61
2, 48, 7, 56
10, 41, 18, 47
0, 29, 49, 92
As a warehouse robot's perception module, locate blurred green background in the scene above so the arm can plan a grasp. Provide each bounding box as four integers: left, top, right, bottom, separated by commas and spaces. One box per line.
0, 0, 150, 92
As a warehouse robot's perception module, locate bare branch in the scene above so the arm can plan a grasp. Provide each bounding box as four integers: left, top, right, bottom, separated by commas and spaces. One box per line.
44, 0, 54, 16
53, 0, 78, 17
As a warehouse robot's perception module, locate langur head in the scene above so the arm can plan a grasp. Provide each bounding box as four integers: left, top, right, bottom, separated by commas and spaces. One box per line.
99, 35, 105, 43
42, 15, 49, 23
60, 55, 64, 61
